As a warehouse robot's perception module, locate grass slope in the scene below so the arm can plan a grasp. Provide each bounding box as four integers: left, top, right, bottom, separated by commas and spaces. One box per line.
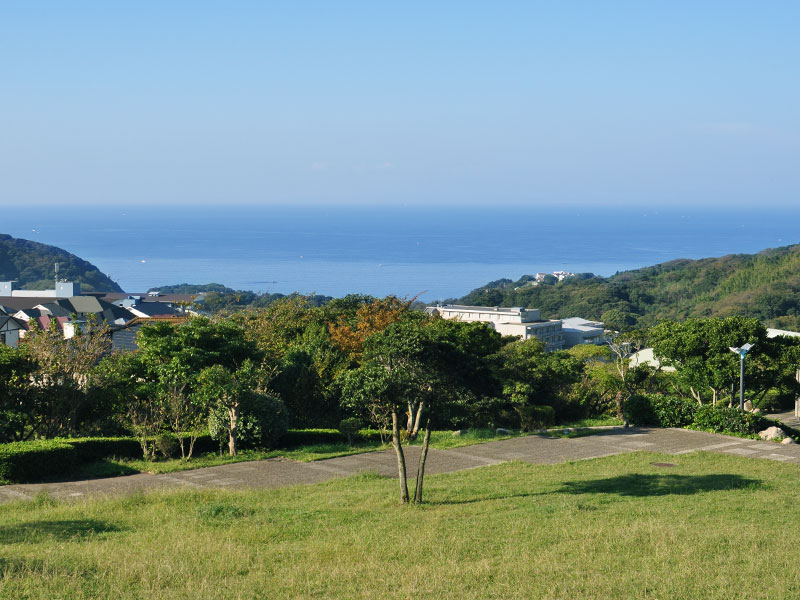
456, 243, 800, 330
2, 452, 799, 599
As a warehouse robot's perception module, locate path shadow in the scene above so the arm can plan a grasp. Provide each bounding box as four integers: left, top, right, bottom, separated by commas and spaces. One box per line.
0, 519, 121, 544
558, 473, 761, 497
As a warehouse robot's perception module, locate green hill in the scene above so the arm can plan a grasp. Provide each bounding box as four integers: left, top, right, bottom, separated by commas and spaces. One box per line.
454, 244, 800, 331
0, 234, 123, 293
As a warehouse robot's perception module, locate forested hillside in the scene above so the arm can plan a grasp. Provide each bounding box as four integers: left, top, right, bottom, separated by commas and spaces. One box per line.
0, 234, 123, 293
455, 244, 800, 331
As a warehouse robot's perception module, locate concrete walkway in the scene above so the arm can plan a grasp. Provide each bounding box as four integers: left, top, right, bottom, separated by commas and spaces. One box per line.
3, 427, 800, 503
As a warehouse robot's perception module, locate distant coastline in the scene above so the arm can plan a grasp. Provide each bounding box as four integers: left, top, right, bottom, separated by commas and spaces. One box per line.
2, 205, 799, 301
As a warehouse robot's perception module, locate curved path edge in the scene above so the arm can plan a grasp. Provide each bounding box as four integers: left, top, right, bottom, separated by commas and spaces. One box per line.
3, 427, 799, 503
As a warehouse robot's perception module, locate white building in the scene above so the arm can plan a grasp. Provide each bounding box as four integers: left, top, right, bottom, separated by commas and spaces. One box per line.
425, 304, 565, 351
0, 313, 24, 347
561, 317, 606, 347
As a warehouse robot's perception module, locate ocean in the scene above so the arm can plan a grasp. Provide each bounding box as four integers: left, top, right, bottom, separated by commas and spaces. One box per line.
2, 205, 799, 302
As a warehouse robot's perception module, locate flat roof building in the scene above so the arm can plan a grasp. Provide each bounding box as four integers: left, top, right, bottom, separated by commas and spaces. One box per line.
426, 304, 564, 351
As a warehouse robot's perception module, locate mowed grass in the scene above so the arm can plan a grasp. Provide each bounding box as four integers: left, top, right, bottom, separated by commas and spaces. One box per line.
4, 451, 798, 599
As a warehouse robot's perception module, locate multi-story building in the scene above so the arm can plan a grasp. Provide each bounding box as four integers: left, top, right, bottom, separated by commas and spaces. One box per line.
425, 304, 565, 351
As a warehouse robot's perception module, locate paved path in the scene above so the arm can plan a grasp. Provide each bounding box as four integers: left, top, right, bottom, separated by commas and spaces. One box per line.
3, 427, 800, 503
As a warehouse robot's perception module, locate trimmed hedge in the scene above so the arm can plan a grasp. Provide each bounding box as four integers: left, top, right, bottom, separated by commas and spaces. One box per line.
0, 440, 77, 484
61, 437, 142, 462
279, 428, 382, 448
0, 434, 217, 484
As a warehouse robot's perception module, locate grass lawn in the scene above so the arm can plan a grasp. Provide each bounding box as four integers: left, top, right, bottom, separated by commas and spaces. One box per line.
2, 451, 800, 599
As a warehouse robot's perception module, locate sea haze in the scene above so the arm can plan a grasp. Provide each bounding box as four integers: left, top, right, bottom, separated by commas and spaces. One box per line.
3, 205, 799, 301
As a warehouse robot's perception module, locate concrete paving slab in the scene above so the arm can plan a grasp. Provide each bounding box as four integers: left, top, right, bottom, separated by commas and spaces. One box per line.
5, 426, 800, 503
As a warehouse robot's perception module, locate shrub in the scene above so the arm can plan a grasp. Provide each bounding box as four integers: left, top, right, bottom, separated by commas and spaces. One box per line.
0, 440, 77, 484
62, 437, 142, 462
338, 418, 362, 446
691, 405, 769, 436
208, 392, 289, 450
623, 395, 657, 426
156, 433, 179, 458
515, 405, 556, 431
650, 395, 697, 428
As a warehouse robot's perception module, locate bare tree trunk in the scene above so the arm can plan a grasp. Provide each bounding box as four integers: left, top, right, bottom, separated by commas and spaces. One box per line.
411, 400, 426, 438
187, 434, 197, 460
228, 401, 239, 456
614, 391, 624, 421
391, 410, 409, 504
690, 387, 702, 404
711, 387, 718, 406
413, 420, 431, 504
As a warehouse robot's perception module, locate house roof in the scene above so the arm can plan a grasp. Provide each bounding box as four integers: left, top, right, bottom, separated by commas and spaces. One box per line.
129, 302, 179, 317
0, 314, 25, 330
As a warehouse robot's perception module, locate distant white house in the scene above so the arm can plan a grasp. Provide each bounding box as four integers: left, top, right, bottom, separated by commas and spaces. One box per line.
628, 347, 676, 372
0, 312, 24, 348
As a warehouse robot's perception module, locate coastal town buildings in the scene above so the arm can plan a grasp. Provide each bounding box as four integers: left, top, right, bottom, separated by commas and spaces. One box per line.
0, 280, 196, 345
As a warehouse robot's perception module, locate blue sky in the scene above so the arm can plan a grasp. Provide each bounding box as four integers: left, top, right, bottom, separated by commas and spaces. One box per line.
1, 1, 798, 207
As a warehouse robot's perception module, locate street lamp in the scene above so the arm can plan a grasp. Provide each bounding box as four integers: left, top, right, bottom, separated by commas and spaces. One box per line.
729, 343, 755, 410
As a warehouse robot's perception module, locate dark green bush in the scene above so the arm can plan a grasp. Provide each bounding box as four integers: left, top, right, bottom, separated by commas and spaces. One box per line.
208, 393, 289, 450
156, 433, 179, 458
279, 428, 383, 448
62, 437, 142, 462
691, 405, 769, 436
515, 405, 556, 431
0, 440, 77, 484
650, 395, 697, 428
337, 418, 362, 445
623, 395, 657, 426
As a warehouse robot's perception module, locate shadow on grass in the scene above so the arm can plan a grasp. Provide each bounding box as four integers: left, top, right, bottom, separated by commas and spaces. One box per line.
0, 519, 122, 544
558, 473, 762, 497
427, 491, 547, 506
67, 459, 141, 480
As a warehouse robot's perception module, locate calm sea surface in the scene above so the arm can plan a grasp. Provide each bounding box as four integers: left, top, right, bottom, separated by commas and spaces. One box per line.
2, 205, 799, 302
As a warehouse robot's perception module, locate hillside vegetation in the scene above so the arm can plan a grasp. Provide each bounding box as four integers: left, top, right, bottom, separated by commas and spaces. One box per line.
0, 234, 122, 293
456, 244, 800, 330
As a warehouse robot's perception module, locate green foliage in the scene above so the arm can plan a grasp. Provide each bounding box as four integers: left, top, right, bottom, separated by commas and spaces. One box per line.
623, 395, 658, 426
499, 339, 584, 420
624, 394, 771, 437
691, 405, 770, 437
624, 395, 697, 428
515, 405, 556, 431
0, 233, 122, 292
337, 418, 362, 445
650, 396, 697, 428
63, 437, 143, 462
456, 243, 800, 329
207, 390, 288, 450
0, 440, 76, 483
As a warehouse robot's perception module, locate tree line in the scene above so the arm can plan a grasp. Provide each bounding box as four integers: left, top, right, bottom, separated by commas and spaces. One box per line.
3, 297, 800, 499
457, 243, 800, 332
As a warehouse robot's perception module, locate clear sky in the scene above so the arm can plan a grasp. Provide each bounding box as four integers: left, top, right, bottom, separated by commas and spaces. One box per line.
1, 1, 798, 207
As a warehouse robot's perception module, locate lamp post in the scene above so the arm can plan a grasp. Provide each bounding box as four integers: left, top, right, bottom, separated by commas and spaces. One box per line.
729, 343, 755, 410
